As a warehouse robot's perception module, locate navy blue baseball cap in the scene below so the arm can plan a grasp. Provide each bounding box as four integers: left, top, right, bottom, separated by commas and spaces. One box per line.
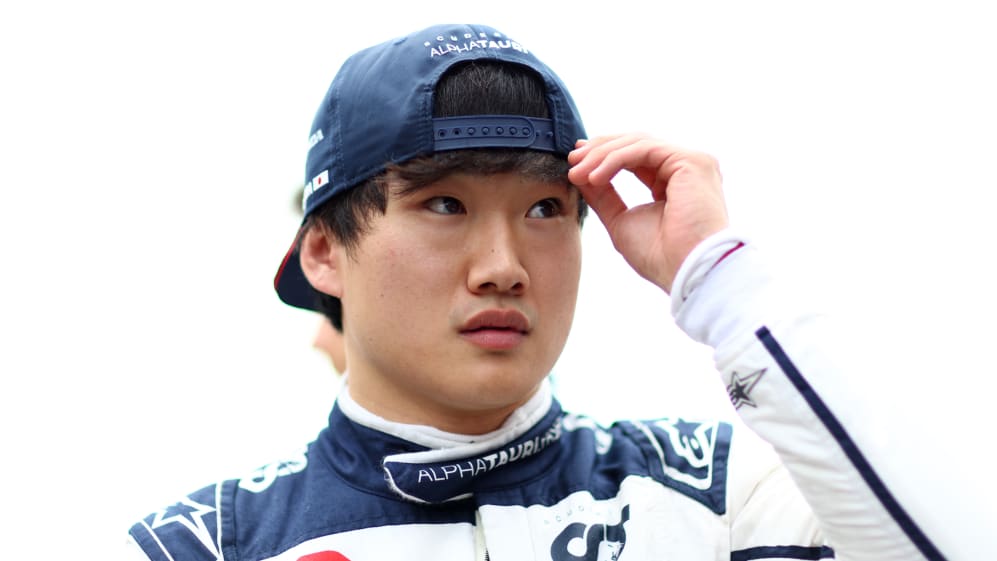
275, 23, 587, 312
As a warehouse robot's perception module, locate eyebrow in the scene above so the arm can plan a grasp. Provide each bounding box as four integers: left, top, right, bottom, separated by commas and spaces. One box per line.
390, 175, 575, 198
391, 180, 435, 198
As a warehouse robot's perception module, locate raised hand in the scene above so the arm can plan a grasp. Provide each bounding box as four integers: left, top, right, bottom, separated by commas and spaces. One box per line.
567, 134, 730, 293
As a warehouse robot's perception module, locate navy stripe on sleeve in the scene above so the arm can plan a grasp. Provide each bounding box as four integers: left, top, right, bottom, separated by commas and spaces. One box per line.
731, 545, 834, 560
756, 326, 946, 561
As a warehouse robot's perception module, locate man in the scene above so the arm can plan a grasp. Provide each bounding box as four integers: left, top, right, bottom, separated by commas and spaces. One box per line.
127, 24, 950, 560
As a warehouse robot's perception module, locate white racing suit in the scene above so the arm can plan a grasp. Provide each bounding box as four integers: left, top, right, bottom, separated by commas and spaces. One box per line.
127, 232, 952, 560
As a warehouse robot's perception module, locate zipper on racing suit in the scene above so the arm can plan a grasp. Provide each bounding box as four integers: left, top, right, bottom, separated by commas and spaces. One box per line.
474, 510, 490, 561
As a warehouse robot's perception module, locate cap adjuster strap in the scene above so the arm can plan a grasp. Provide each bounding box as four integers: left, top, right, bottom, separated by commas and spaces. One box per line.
432, 116, 556, 151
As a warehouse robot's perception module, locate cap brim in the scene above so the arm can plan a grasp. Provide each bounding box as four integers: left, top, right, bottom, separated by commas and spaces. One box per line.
274, 228, 321, 312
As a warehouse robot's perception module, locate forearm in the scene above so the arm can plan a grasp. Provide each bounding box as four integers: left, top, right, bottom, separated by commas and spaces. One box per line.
673, 231, 948, 560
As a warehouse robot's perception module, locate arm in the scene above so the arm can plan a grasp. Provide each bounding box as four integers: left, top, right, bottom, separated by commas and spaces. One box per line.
568, 135, 953, 560
675, 237, 945, 560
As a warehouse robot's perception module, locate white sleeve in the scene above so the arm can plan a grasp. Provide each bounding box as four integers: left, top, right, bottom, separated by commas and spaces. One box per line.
724, 417, 831, 557
671, 229, 967, 561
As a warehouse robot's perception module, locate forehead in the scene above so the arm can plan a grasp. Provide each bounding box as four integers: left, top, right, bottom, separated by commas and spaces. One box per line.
388, 170, 574, 196
386, 150, 569, 189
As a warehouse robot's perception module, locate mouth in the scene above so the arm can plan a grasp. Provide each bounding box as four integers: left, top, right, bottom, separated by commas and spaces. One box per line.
459, 309, 531, 350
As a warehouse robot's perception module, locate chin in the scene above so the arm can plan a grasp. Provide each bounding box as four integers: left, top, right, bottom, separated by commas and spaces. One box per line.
442, 369, 546, 412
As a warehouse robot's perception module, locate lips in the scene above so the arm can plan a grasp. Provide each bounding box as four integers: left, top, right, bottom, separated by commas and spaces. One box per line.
460, 309, 531, 334
459, 309, 531, 350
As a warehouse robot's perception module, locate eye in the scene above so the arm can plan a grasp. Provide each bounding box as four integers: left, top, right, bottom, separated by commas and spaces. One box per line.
526, 198, 563, 219
425, 196, 465, 215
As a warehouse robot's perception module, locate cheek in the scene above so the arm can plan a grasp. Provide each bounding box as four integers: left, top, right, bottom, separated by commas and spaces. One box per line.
361, 234, 456, 305
532, 235, 582, 318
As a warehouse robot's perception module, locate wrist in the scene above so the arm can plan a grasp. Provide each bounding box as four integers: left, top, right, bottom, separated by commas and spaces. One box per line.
669, 228, 749, 313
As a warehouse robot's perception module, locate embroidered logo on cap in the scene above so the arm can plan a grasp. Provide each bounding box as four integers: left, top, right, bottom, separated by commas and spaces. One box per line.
423, 30, 529, 58
303, 170, 330, 209
308, 129, 324, 151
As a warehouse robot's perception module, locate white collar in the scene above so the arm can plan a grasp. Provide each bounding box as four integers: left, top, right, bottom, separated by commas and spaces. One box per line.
337, 378, 553, 449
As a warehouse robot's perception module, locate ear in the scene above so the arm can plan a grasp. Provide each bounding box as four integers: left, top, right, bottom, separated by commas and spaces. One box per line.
299, 225, 345, 298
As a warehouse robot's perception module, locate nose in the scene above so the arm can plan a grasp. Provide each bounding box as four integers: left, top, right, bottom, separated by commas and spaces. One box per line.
467, 220, 529, 296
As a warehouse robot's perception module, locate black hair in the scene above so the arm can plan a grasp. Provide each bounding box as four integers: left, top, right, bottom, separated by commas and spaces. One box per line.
307, 61, 586, 332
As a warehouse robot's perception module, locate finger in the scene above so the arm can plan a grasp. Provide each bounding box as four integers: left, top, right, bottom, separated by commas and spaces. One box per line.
586, 137, 677, 187
570, 135, 672, 188
567, 133, 630, 170
633, 167, 666, 201
575, 179, 628, 231
567, 134, 637, 172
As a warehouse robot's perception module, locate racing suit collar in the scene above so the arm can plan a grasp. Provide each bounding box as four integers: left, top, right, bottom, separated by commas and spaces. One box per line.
322, 381, 564, 504
337, 380, 553, 448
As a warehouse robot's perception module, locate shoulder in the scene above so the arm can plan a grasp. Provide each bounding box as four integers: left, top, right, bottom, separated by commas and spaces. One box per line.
590, 414, 777, 515
127, 447, 313, 561
127, 480, 227, 561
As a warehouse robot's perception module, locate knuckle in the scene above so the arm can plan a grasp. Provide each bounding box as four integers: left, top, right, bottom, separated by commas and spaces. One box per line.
687, 151, 721, 171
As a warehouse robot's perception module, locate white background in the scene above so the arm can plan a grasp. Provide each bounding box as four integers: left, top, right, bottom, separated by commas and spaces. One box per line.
2, 1, 995, 556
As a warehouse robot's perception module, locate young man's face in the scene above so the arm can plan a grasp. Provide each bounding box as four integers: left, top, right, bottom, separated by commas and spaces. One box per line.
334, 171, 582, 433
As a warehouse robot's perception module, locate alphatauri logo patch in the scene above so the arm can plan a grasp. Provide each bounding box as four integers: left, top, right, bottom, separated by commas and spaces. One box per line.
550, 504, 630, 561
423, 31, 529, 58
727, 368, 767, 410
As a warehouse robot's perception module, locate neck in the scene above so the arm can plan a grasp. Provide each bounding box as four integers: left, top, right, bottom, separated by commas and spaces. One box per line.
342, 378, 552, 440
